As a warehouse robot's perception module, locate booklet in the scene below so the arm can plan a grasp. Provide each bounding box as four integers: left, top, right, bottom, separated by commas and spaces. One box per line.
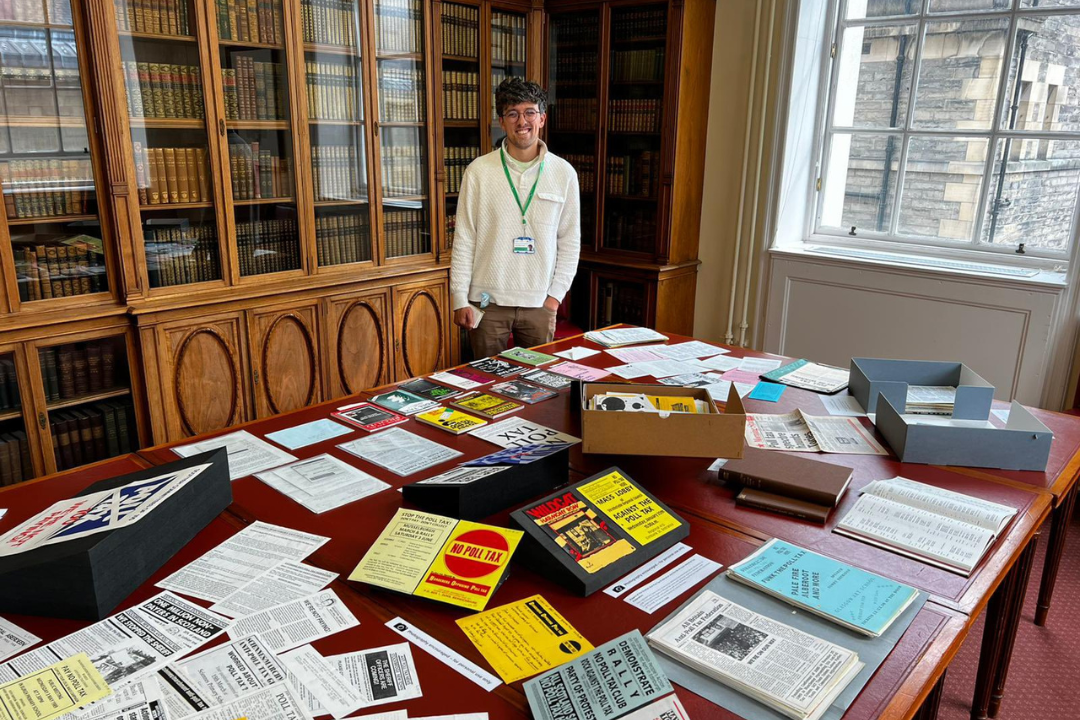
584, 328, 668, 348
470, 417, 581, 449
761, 359, 850, 394
370, 389, 441, 416
726, 539, 919, 637
469, 357, 525, 378
331, 402, 409, 432
414, 407, 489, 435
399, 377, 462, 401
490, 380, 558, 404
431, 367, 493, 390
521, 368, 573, 390
500, 347, 558, 366
451, 391, 524, 419
349, 508, 522, 611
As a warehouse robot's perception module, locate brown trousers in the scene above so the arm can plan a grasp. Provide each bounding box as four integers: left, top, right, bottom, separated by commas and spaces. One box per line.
470, 302, 556, 358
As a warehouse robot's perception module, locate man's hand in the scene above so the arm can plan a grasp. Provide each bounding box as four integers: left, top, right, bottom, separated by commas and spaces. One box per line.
543, 296, 560, 312
454, 306, 477, 329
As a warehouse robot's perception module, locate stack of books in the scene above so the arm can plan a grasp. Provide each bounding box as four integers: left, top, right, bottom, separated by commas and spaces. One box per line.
719, 448, 853, 523
133, 144, 210, 206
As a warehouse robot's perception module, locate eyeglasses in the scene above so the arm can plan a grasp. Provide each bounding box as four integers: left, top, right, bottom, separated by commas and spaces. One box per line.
502, 109, 541, 121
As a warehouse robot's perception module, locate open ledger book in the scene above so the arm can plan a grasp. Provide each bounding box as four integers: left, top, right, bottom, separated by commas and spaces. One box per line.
647, 590, 863, 720
835, 477, 1017, 576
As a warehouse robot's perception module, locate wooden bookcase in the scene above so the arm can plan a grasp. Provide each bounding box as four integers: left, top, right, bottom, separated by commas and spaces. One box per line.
0, 0, 710, 485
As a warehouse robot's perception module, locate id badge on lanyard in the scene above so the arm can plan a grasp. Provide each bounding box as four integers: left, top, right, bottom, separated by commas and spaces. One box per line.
502, 148, 543, 256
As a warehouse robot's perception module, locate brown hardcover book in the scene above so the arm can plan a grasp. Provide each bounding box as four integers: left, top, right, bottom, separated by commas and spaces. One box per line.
71, 242, 91, 295
72, 346, 89, 396
71, 409, 95, 464
101, 340, 116, 389
175, 145, 189, 202
56, 246, 75, 296
57, 345, 76, 398
163, 147, 179, 203
735, 488, 833, 524
0, 433, 13, 487
86, 343, 102, 392
133, 142, 149, 204
148, 147, 162, 204
55, 413, 76, 469
44, 245, 63, 298
87, 407, 108, 461
185, 148, 199, 202
717, 447, 853, 507
13, 431, 32, 482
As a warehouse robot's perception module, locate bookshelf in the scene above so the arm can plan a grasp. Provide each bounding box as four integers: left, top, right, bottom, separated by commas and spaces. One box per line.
0, 347, 31, 486
438, 1, 480, 254
489, 8, 526, 149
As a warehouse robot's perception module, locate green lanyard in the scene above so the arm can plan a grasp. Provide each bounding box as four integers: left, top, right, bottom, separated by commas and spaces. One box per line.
500, 147, 544, 232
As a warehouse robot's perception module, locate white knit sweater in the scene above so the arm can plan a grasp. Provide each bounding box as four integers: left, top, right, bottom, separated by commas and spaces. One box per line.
450, 141, 581, 310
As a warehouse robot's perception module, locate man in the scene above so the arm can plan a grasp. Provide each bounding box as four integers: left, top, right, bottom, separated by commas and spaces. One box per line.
450, 78, 580, 357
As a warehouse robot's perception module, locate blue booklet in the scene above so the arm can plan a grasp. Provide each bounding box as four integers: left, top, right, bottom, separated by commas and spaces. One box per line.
726, 538, 918, 637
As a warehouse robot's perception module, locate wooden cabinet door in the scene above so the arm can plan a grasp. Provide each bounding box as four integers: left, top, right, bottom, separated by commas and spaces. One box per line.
323, 289, 391, 400
392, 278, 449, 381
152, 313, 250, 440
246, 302, 322, 418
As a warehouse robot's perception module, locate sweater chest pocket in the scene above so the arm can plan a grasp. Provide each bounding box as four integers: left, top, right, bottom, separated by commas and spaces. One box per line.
530, 192, 566, 230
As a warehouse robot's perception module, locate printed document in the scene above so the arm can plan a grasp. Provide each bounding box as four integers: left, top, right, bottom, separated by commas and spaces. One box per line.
210, 561, 338, 618
653, 341, 728, 361
337, 428, 462, 476
286, 643, 422, 715
182, 684, 308, 720
0, 616, 40, 663
281, 645, 365, 719
385, 618, 500, 691
469, 417, 580, 449
265, 419, 352, 450
174, 430, 296, 480
0, 653, 111, 720
744, 411, 887, 455
172, 635, 287, 705
228, 590, 359, 653
623, 555, 722, 614
255, 454, 390, 514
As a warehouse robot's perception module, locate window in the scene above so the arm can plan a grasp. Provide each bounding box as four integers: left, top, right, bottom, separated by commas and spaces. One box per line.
815, 0, 1080, 263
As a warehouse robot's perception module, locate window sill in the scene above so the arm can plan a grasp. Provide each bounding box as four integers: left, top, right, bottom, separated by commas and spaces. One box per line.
770, 244, 1069, 290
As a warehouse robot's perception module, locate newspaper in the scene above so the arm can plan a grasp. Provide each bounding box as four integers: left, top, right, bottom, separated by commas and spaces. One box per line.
157, 521, 329, 602
71, 676, 167, 720
0, 616, 40, 663
255, 455, 391, 513
173, 635, 287, 706
0, 464, 209, 556
337, 428, 462, 476
210, 561, 338, 618
281, 645, 365, 719
174, 431, 297, 481
183, 684, 310, 720
0, 592, 230, 686
744, 411, 887, 455
228, 590, 359, 653
647, 591, 862, 720
287, 643, 422, 715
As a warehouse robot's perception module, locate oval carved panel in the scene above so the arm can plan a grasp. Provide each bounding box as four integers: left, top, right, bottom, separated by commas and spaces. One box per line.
262, 314, 317, 415
174, 328, 240, 436
401, 290, 443, 378
337, 301, 385, 395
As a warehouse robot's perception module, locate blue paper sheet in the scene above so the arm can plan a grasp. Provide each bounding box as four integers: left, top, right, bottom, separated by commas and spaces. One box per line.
265, 418, 353, 450
749, 382, 786, 402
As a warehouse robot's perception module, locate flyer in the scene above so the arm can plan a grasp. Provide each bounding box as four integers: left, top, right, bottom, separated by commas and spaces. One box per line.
385, 618, 500, 691
264, 419, 352, 450
227, 590, 360, 654
288, 643, 422, 715
330, 403, 409, 433
369, 390, 440, 416
468, 358, 524, 378
430, 368, 491, 390
521, 490, 635, 574
173, 635, 287, 706
0, 654, 111, 720
547, 362, 610, 381
489, 380, 557, 404
520, 369, 572, 390
348, 509, 458, 594
337, 428, 462, 476
399, 377, 462, 401
209, 561, 338, 618
254, 455, 391, 514
523, 631, 672, 720
450, 392, 523, 419
280, 645, 364, 719
469, 417, 580, 450
415, 407, 489, 435
577, 470, 682, 547
0, 617, 40, 664
456, 595, 593, 683
173, 431, 296, 481
499, 347, 558, 366
181, 685, 308, 720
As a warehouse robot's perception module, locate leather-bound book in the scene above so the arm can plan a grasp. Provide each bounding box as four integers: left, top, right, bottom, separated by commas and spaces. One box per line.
717, 447, 853, 507
735, 488, 832, 524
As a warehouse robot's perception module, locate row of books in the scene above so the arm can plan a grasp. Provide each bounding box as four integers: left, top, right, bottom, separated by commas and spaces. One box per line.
605, 205, 656, 253
39, 340, 119, 402
0, 358, 19, 411
114, 0, 190, 35
0, 429, 32, 487
554, 17, 598, 46
122, 61, 205, 120
612, 48, 665, 83
132, 144, 210, 206
613, 7, 666, 37
374, 0, 423, 55
445, 212, 455, 247
378, 66, 425, 122
610, 99, 662, 133
312, 144, 365, 202
440, 3, 478, 59
316, 213, 371, 265
599, 279, 646, 327
50, 400, 136, 472
441, 70, 479, 121
380, 143, 423, 196
15, 241, 105, 302
228, 142, 292, 201
0, 158, 91, 218
0, 32, 78, 75
0, 61, 77, 90
305, 60, 361, 121
300, 0, 358, 48
552, 52, 598, 85
551, 99, 597, 132
491, 14, 526, 66
443, 145, 478, 194
607, 151, 660, 197
214, 0, 284, 46
563, 154, 596, 193
222, 57, 286, 121
237, 218, 300, 275
384, 207, 428, 257
0, 0, 71, 25
144, 223, 221, 287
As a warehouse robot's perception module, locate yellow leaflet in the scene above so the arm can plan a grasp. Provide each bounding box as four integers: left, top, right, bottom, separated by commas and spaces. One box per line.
416, 407, 488, 432
647, 395, 699, 413
415, 520, 523, 611
349, 508, 457, 593
457, 595, 592, 683
0, 653, 111, 720
578, 470, 680, 547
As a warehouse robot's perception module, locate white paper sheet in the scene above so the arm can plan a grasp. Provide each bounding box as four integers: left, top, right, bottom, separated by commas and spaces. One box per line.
737, 357, 783, 373
0, 615, 40, 663
653, 341, 728, 361
820, 392, 867, 417
183, 684, 309, 720
174, 430, 297, 481
693, 354, 741, 373
210, 561, 338, 618
174, 635, 287, 705
255, 454, 391, 514
469, 417, 580, 449
281, 645, 365, 719
604, 347, 667, 363
337, 428, 462, 476
385, 617, 500, 691
603, 543, 693, 598
157, 521, 329, 603
554, 347, 600, 361
623, 554, 722, 614
228, 590, 359, 653
265, 419, 353, 450
290, 643, 423, 715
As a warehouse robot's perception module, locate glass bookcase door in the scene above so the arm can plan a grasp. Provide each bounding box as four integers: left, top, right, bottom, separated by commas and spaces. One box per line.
303, 0, 373, 267
603, 4, 666, 255
374, 0, 431, 259
489, 8, 526, 149
37, 334, 139, 473
0, 350, 32, 486
440, 2, 480, 252
115, 0, 223, 289
217, 0, 302, 277
0, 1, 110, 304
549, 10, 600, 246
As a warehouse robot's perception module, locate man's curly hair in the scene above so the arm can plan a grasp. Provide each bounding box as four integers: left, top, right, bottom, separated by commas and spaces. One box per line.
495, 78, 547, 117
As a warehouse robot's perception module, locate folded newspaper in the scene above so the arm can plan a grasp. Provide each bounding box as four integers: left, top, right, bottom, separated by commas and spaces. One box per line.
647, 591, 863, 720
744, 411, 887, 455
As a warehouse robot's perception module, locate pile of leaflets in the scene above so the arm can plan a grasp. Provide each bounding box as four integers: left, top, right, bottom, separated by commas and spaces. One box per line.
584, 327, 668, 348
589, 391, 710, 414
904, 385, 957, 415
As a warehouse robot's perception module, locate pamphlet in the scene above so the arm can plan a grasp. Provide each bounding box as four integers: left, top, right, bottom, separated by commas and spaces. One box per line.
181, 684, 308, 720
286, 643, 422, 715
430, 368, 491, 390
280, 645, 364, 719
349, 509, 457, 594
469, 417, 580, 449
584, 328, 668, 348
255, 454, 391, 514
172, 635, 286, 706
370, 389, 440, 416
654, 341, 728, 361
744, 411, 888, 455
748, 382, 786, 402
578, 470, 682, 547
548, 361, 611, 381
338, 428, 462, 476
761, 359, 849, 394
414, 407, 489, 435
399, 377, 462, 401
450, 392, 523, 419
456, 595, 593, 683
228, 589, 360, 653
606, 360, 703, 380
605, 347, 666, 363
500, 347, 558, 366
523, 630, 672, 720
331, 402, 410, 432
737, 357, 783, 374
174, 431, 296, 481
157, 521, 329, 602
0, 617, 39, 664
468, 358, 524, 378
0, 654, 111, 720
264, 419, 352, 450
693, 354, 740, 373
624, 554, 723, 614
521, 369, 573, 390
489, 380, 557, 404
210, 560, 338, 618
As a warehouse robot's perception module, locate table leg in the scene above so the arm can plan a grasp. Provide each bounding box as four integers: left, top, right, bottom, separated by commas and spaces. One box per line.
916, 670, 947, 720
987, 535, 1038, 718
970, 562, 1014, 720
1035, 484, 1078, 626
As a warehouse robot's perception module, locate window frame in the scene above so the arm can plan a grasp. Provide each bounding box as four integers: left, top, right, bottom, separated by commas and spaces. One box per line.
809, 0, 1080, 268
